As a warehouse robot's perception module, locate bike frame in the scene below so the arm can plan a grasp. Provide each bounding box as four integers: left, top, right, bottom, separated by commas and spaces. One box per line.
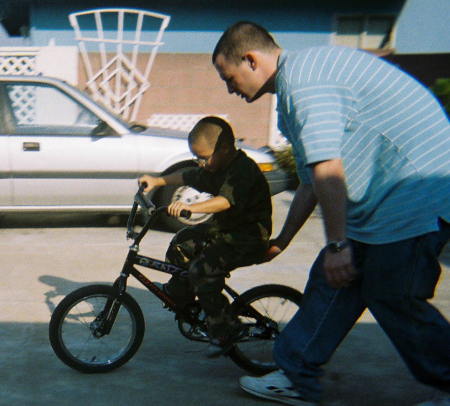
114, 247, 242, 312
100, 190, 246, 334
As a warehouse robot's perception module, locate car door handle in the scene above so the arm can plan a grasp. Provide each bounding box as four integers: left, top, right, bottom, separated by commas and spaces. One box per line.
23, 142, 40, 151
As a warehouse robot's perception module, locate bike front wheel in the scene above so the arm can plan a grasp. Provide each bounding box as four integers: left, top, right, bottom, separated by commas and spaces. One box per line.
49, 285, 145, 373
228, 284, 302, 375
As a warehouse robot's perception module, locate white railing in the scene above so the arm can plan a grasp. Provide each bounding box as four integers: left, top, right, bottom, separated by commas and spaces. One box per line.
69, 8, 170, 122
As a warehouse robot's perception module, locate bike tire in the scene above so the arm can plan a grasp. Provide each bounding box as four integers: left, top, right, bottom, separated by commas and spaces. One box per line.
49, 284, 145, 373
228, 284, 303, 375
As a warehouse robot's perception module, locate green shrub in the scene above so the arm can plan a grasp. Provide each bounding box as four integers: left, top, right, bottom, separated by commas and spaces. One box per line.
273, 145, 299, 189
430, 78, 450, 116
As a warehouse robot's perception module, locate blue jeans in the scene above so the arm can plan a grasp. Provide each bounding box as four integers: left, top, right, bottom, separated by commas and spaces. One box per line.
273, 220, 450, 402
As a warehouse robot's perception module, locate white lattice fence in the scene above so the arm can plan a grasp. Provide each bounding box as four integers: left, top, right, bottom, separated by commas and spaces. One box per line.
147, 114, 229, 132
0, 49, 39, 75
0, 46, 78, 125
0, 50, 39, 124
7, 85, 36, 124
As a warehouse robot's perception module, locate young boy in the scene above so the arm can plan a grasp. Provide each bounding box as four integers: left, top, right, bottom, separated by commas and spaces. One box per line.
139, 116, 272, 357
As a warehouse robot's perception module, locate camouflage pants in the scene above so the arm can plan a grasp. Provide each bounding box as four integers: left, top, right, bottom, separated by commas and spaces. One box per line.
165, 223, 266, 337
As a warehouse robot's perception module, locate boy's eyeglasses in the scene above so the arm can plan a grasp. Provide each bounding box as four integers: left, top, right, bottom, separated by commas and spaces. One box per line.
193, 157, 209, 165
193, 153, 214, 166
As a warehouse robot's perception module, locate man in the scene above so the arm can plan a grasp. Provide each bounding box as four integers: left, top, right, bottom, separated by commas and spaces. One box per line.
213, 21, 450, 406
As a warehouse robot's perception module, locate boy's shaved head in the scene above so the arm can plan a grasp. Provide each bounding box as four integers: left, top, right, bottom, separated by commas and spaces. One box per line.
189, 116, 235, 151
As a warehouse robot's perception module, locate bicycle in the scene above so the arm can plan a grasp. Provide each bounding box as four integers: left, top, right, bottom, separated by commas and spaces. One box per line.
49, 185, 303, 375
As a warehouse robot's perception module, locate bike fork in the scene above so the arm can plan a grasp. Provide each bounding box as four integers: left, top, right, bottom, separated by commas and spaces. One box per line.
94, 267, 131, 336
92, 298, 122, 337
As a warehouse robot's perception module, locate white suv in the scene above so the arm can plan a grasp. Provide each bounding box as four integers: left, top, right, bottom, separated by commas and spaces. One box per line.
0, 75, 289, 231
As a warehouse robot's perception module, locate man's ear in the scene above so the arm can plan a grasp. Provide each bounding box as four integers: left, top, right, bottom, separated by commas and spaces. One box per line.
243, 52, 257, 71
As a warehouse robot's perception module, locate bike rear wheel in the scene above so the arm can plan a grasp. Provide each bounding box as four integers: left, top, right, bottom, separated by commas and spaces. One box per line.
49, 285, 145, 373
228, 284, 302, 375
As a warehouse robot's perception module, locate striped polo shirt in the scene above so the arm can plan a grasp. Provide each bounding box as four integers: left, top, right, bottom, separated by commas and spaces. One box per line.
276, 46, 450, 244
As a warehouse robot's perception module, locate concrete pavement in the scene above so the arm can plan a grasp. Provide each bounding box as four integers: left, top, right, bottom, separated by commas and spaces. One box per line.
0, 191, 448, 406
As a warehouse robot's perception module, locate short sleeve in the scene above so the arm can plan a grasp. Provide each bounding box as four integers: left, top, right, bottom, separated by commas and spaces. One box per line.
288, 84, 354, 165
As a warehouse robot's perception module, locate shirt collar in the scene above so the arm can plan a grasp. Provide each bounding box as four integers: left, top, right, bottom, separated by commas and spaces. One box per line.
275, 50, 289, 95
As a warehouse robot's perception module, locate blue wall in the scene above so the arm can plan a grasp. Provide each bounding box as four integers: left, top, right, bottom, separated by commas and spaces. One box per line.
28, 0, 410, 52
22, 0, 450, 55
396, 0, 450, 54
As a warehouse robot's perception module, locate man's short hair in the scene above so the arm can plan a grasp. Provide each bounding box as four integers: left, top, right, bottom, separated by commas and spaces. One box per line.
212, 21, 279, 65
189, 116, 235, 150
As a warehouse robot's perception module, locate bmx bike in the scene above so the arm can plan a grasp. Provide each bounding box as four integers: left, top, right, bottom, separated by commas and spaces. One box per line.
49, 185, 303, 375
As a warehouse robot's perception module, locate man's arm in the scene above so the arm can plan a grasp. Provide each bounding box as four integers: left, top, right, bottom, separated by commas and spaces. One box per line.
268, 181, 317, 257
312, 159, 347, 243
312, 158, 357, 288
270, 158, 348, 252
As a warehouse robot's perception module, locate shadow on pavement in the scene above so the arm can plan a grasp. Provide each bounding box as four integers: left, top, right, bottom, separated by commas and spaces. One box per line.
0, 317, 434, 406
25, 275, 437, 406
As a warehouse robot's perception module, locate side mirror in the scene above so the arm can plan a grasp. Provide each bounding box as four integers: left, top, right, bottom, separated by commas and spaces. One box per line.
91, 120, 114, 137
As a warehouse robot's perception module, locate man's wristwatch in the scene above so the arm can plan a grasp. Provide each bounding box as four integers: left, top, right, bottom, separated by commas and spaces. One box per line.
326, 239, 349, 253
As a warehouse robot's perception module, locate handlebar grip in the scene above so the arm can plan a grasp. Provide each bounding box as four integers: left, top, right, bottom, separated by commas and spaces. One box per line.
163, 207, 191, 218
179, 209, 192, 219
138, 182, 147, 193
135, 183, 155, 211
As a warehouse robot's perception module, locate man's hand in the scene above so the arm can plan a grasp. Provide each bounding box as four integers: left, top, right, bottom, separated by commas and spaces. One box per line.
265, 245, 282, 261
264, 238, 288, 261
167, 201, 191, 217
138, 175, 161, 193
323, 246, 358, 288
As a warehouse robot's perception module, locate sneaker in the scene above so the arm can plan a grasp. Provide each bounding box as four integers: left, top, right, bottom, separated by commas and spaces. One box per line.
415, 393, 450, 406
239, 370, 318, 406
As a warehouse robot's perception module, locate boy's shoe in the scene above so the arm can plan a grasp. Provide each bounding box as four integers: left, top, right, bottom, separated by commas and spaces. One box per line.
239, 370, 318, 406
152, 281, 165, 292
206, 324, 247, 358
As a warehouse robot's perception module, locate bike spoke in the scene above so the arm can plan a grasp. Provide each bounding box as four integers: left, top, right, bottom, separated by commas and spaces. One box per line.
231, 289, 302, 374
59, 295, 136, 366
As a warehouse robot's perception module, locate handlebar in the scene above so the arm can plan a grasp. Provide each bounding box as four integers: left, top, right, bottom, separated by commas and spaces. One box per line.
136, 183, 155, 213
127, 184, 192, 241
137, 183, 191, 218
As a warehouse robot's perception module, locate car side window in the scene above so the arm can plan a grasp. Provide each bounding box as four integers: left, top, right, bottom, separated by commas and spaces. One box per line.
5, 83, 100, 135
